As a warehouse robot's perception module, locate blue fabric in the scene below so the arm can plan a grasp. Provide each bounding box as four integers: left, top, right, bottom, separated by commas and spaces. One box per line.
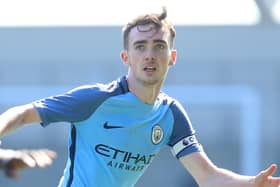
33, 76, 201, 187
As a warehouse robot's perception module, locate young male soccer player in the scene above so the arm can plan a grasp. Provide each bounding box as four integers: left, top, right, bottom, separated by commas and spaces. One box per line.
0, 7, 280, 187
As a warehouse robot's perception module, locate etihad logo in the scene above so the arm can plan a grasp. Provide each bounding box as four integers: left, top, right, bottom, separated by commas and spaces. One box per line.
95, 144, 156, 172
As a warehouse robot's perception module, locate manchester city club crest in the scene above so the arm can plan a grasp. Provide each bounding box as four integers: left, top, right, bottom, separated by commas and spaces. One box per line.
151, 125, 163, 145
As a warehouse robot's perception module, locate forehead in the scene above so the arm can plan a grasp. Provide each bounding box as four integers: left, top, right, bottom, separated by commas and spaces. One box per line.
128, 24, 170, 44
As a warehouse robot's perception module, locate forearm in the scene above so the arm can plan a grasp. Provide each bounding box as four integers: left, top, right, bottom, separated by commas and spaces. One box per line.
202, 167, 255, 187
0, 104, 37, 137
180, 152, 257, 187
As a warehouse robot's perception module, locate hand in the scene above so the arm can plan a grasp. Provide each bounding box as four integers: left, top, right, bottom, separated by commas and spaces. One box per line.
254, 164, 280, 187
0, 148, 57, 179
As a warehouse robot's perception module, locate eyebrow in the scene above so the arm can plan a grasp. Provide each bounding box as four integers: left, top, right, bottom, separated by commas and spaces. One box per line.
133, 39, 167, 46
153, 39, 167, 45
133, 40, 147, 46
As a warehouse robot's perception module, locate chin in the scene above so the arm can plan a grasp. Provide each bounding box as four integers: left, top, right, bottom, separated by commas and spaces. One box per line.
142, 78, 162, 86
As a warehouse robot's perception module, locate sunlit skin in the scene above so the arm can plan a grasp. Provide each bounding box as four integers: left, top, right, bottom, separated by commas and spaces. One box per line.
121, 24, 177, 104
0, 148, 57, 179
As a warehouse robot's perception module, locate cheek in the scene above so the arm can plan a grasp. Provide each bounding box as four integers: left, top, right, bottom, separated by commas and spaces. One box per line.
159, 53, 171, 64
158, 49, 170, 58
128, 53, 142, 64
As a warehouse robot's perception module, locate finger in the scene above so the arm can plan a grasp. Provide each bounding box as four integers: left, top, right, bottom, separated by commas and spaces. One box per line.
262, 164, 277, 178
31, 151, 52, 167
6, 150, 37, 168
28, 149, 56, 167
41, 149, 57, 160
20, 153, 36, 168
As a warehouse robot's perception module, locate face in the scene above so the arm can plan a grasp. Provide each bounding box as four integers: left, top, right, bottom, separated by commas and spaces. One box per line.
121, 24, 177, 87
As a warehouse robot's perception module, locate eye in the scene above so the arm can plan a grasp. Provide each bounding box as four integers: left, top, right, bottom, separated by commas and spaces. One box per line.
155, 43, 166, 49
135, 44, 145, 51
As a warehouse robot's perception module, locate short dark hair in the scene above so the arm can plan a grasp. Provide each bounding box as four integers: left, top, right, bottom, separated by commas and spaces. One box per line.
122, 7, 176, 50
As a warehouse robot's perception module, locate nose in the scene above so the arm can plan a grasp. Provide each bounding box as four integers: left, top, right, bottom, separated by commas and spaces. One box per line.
144, 49, 156, 62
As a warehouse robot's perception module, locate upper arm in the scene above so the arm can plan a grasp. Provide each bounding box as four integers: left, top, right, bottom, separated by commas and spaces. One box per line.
0, 104, 41, 136
21, 103, 41, 124
7, 103, 41, 125
179, 151, 218, 186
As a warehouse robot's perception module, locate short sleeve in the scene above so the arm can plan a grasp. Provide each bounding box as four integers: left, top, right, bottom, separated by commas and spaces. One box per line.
33, 85, 106, 127
167, 100, 202, 158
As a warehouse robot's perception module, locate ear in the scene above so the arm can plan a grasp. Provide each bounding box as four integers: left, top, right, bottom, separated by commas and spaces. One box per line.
120, 50, 129, 66
169, 50, 177, 66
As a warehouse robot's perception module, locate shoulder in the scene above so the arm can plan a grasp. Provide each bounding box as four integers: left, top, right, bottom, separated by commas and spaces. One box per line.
67, 79, 123, 99
158, 91, 184, 112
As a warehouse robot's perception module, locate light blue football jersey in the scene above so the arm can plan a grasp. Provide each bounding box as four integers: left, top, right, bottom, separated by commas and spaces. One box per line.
33, 76, 202, 187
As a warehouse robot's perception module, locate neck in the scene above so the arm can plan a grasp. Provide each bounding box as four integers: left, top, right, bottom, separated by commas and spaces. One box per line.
126, 76, 163, 104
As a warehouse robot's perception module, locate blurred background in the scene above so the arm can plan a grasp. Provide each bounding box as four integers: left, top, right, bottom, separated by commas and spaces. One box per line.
0, 0, 280, 186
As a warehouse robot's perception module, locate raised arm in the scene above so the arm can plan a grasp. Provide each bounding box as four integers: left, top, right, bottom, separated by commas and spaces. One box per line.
0, 104, 41, 137
180, 151, 280, 187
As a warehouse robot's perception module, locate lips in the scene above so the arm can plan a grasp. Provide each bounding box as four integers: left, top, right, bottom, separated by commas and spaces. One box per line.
143, 66, 156, 72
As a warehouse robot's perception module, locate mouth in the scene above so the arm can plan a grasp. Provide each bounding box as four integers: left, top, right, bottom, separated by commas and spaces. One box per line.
143, 66, 157, 72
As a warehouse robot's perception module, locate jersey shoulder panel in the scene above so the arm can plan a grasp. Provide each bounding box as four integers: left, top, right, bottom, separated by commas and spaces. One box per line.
34, 77, 127, 126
